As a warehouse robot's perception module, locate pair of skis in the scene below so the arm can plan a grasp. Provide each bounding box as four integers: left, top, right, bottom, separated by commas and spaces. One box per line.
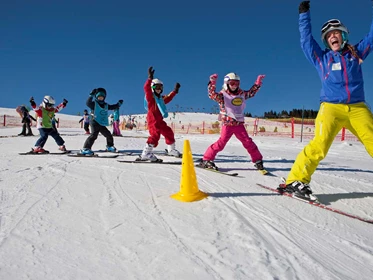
118, 159, 240, 176
19, 150, 72, 155
19, 150, 120, 158
19, 150, 132, 158
67, 150, 132, 158
118, 158, 269, 177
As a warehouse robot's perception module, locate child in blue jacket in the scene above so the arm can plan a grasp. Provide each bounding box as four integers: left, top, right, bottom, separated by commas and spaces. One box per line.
80, 88, 123, 155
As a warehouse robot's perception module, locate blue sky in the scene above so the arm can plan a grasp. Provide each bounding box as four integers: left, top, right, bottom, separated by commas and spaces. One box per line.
2, 0, 373, 117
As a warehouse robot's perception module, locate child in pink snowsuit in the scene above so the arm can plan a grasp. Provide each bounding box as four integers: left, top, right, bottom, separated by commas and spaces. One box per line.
199, 72, 266, 171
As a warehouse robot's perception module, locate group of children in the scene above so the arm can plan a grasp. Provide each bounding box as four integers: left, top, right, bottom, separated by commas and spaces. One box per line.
19, 0, 373, 202
23, 66, 266, 171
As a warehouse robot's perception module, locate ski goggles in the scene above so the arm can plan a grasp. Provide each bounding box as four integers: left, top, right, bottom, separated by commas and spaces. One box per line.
321, 19, 342, 33
95, 92, 106, 99
45, 103, 54, 108
227, 80, 240, 87
151, 84, 163, 90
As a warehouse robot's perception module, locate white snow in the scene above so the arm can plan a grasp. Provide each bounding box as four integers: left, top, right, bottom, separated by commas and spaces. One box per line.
0, 108, 373, 280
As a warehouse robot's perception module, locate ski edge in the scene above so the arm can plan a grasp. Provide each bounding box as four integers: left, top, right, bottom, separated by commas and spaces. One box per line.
195, 165, 239, 177
117, 160, 181, 165
19, 150, 72, 155
68, 154, 119, 158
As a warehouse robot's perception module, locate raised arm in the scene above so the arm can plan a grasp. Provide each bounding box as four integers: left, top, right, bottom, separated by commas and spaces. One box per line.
299, 1, 324, 67
163, 83, 180, 104
86, 89, 96, 110
207, 74, 224, 103
355, 0, 373, 59
244, 75, 265, 99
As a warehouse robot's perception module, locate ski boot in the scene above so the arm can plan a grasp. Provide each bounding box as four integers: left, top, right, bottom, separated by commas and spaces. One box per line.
279, 180, 318, 202
80, 148, 94, 156
59, 145, 67, 152
33, 146, 49, 154
198, 159, 218, 171
254, 160, 268, 175
166, 143, 182, 158
106, 146, 117, 153
138, 144, 161, 162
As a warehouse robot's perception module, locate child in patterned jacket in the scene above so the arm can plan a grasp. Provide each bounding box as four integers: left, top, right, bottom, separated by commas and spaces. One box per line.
198, 72, 266, 171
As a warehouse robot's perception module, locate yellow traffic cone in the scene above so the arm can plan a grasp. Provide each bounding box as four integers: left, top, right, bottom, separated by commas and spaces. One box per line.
171, 140, 208, 202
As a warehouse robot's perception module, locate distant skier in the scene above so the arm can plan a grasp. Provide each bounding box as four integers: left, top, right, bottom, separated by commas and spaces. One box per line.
16, 105, 36, 136
112, 108, 122, 136
139, 66, 181, 161
198, 72, 266, 172
29, 96, 68, 153
79, 109, 91, 134
79, 88, 123, 155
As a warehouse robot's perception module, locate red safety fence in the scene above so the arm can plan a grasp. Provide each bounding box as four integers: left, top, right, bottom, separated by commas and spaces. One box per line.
2, 114, 359, 142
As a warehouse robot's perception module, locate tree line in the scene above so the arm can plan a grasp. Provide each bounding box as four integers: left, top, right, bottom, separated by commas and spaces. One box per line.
245, 109, 319, 119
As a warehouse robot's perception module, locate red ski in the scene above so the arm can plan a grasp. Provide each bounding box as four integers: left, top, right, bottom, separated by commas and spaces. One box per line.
256, 183, 373, 225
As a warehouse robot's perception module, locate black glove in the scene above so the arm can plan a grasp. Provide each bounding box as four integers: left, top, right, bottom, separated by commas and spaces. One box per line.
174, 82, 181, 94
90, 89, 98, 96
30, 96, 36, 107
63, 99, 68, 106
118, 100, 123, 106
299, 1, 310, 14
148, 66, 155, 79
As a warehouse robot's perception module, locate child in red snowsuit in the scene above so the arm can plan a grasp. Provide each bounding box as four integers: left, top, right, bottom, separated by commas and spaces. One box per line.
140, 66, 181, 161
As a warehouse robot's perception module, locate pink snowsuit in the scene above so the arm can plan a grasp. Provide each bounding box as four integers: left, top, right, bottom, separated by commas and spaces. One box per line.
203, 82, 263, 163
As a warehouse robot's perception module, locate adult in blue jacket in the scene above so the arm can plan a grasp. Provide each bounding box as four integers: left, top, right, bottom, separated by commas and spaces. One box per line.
283, 1, 373, 201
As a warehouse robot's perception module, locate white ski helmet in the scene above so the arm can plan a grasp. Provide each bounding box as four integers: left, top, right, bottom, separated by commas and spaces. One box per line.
321, 19, 349, 50
223, 72, 240, 91
43, 95, 56, 108
151, 78, 163, 94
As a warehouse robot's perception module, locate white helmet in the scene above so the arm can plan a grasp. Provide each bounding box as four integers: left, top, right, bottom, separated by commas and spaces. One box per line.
151, 78, 163, 94
223, 73, 240, 91
321, 19, 349, 49
43, 95, 56, 108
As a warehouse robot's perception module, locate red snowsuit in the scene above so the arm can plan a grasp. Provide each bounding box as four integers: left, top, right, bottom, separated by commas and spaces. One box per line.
144, 78, 177, 147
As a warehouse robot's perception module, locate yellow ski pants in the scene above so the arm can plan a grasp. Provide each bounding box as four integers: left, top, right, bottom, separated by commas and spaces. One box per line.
286, 102, 373, 184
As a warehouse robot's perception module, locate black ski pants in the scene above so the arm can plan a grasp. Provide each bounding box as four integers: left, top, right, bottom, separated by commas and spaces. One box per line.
83, 120, 114, 149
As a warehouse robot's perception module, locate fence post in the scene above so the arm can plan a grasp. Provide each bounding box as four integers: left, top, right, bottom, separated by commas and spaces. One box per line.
291, 118, 294, 138
341, 127, 345, 141
202, 121, 205, 134
57, 118, 60, 128
253, 118, 258, 136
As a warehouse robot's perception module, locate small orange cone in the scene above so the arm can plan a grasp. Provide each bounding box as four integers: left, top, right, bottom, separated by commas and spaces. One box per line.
171, 140, 208, 202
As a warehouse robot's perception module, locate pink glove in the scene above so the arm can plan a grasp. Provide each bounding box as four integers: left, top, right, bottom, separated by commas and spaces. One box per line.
209, 74, 218, 84
255, 75, 265, 86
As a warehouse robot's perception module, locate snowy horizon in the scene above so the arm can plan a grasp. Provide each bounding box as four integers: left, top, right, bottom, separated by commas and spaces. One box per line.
1, 107, 373, 280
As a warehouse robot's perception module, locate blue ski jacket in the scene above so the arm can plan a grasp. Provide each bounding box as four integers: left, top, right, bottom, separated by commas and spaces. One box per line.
299, 11, 373, 104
